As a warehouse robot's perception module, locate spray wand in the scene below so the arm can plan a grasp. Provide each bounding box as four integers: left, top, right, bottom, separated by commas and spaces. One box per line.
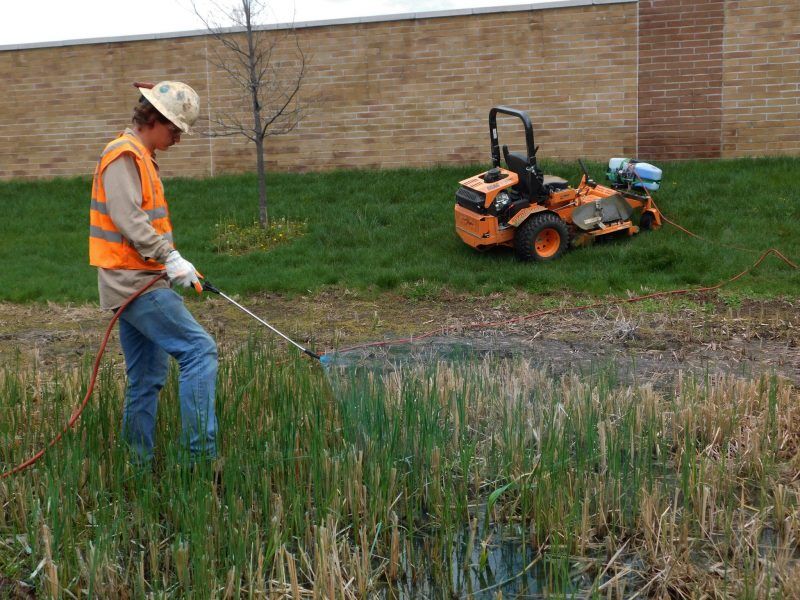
197, 279, 327, 363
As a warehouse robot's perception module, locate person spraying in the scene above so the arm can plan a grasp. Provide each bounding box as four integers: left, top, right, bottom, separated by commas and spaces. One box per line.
89, 81, 217, 466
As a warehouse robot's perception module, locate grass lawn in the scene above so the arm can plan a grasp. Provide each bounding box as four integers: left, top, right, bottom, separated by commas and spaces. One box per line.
0, 157, 798, 303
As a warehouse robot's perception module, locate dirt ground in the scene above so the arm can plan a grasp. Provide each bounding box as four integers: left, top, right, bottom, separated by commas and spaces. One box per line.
0, 290, 798, 385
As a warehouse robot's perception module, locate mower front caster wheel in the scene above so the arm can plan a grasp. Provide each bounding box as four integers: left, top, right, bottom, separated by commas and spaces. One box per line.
515, 212, 569, 261
639, 211, 656, 231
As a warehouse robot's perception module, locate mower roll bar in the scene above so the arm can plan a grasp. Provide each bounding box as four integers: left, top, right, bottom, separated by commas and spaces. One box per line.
489, 106, 537, 169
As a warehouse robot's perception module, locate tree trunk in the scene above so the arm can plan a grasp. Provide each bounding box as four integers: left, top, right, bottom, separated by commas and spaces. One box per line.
245, 0, 268, 228
255, 136, 268, 227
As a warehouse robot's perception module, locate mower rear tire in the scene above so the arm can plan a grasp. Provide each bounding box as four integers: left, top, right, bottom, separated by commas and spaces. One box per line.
515, 212, 569, 261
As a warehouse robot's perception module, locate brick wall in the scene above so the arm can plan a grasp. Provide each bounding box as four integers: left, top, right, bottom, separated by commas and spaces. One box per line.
0, 1, 638, 180
225, 4, 639, 175
0, 0, 798, 181
721, 0, 800, 157
1, 37, 214, 179
637, 0, 725, 159
637, 0, 800, 160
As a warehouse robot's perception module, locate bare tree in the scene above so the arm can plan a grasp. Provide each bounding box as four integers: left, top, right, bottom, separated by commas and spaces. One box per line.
195, 0, 308, 227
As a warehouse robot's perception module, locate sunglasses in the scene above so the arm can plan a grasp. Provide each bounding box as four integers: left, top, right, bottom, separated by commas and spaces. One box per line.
166, 123, 182, 136
159, 119, 182, 136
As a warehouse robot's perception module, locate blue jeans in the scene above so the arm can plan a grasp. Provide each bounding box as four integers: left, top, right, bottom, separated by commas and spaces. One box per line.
118, 288, 218, 464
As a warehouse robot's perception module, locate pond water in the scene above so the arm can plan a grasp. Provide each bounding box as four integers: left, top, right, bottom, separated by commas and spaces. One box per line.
374, 522, 625, 598
322, 330, 795, 387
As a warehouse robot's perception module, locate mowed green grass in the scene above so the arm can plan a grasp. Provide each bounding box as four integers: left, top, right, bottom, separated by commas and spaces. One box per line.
0, 157, 798, 303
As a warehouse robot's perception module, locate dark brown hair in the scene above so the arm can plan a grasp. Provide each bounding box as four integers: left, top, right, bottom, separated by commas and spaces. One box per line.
131, 96, 170, 128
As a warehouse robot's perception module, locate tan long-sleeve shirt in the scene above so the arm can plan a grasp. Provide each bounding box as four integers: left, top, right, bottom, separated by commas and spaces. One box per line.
97, 129, 175, 309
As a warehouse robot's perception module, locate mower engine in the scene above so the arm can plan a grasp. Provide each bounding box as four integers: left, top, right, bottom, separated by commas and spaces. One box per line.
455, 168, 529, 221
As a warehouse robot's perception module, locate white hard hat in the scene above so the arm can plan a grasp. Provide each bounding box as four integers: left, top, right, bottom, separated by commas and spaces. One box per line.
137, 81, 200, 134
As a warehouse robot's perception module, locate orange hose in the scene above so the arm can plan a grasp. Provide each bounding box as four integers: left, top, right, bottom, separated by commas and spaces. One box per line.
1, 274, 166, 479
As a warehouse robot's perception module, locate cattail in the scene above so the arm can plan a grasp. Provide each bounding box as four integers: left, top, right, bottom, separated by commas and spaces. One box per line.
389, 512, 400, 581
464, 517, 477, 570
175, 540, 189, 590
580, 488, 591, 555
137, 550, 146, 595
357, 526, 369, 596
41, 521, 59, 599
598, 420, 608, 475
223, 565, 236, 599
284, 546, 300, 600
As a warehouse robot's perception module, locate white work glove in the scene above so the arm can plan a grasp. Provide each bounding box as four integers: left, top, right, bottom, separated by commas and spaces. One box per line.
165, 250, 199, 288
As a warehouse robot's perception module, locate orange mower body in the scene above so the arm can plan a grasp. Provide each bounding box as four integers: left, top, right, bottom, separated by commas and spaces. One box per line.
454, 107, 661, 261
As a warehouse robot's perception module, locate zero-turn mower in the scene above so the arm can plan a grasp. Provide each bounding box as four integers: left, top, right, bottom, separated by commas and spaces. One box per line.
454, 106, 663, 261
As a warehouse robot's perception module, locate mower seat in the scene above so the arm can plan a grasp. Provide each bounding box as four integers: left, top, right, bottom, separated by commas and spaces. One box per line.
543, 175, 567, 187
503, 147, 564, 197
503, 148, 534, 195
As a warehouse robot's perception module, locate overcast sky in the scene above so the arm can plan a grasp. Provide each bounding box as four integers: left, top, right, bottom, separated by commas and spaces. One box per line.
1, 0, 547, 46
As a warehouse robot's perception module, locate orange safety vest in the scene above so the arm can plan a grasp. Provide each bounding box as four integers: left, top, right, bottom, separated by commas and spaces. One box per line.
89, 132, 173, 270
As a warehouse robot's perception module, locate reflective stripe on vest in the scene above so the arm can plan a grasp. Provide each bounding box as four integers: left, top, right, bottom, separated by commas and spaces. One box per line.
89, 133, 173, 270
